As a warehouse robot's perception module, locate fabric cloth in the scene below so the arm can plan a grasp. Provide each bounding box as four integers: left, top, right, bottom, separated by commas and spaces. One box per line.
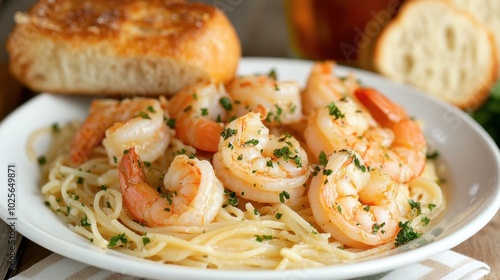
10, 250, 490, 280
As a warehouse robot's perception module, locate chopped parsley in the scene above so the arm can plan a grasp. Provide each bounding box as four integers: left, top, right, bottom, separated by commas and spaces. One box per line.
421, 216, 430, 226
426, 151, 439, 160
219, 97, 233, 111
372, 222, 385, 234
37, 155, 47, 165
395, 221, 421, 246
166, 118, 176, 129
245, 139, 259, 146
224, 189, 238, 207
319, 151, 328, 166
51, 123, 60, 133
80, 216, 91, 227
255, 235, 274, 242
221, 127, 237, 140
109, 233, 128, 247
136, 111, 151, 119
267, 69, 278, 80
353, 154, 366, 172
408, 199, 422, 216
279, 191, 290, 203
327, 102, 345, 119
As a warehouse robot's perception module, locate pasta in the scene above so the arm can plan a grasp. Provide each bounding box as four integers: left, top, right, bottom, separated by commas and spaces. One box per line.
29, 63, 446, 270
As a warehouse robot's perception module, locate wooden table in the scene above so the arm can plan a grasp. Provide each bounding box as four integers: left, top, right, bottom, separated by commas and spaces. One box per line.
0, 64, 499, 279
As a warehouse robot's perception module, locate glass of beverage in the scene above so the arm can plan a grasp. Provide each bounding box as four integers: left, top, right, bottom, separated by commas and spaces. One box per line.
284, 0, 404, 67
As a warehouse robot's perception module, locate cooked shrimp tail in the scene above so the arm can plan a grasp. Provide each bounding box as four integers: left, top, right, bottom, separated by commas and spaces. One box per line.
354, 88, 427, 182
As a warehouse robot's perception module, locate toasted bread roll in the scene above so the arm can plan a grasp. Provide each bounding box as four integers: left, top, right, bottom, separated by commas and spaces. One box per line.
374, 0, 497, 110
6, 0, 241, 96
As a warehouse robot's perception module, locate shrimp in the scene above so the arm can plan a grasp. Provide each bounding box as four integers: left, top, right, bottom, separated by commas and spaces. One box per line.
167, 82, 230, 152
226, 74, 303, 125
303, 88, 426, 183
354, 88, 427, 183
69, 98, 170, 167
301, 61, 360, 115
212, 111, 310, 204
308, 149, 400, 249
118, 147, 224, 227
303, 96, 377, 162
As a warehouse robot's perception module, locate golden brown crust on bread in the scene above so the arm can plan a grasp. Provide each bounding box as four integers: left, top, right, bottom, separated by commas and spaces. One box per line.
7, 0, 241, 96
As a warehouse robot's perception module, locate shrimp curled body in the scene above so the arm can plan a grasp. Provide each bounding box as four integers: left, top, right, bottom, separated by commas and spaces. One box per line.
118, 147, 224, 227
308, 149, 400, 249
69, 98, 170, 166
213, 112, 310, 204
304, 88, 426, 183
167, 82, 230, 152
227, 75, 303, 125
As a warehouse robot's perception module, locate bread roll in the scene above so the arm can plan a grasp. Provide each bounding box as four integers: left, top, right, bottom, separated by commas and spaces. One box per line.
373, 0, 497, 110
6, 0, 241, 96
446, 0, 500, 79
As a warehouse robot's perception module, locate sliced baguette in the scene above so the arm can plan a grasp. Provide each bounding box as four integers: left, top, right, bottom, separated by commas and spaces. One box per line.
445, 0, 500, 79
6, 0, 241, 96
374, 0, 497, 110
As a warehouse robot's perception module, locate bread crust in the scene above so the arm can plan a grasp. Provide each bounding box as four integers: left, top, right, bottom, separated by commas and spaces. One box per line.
7, 0, 241, 96
373, 0, 497, 111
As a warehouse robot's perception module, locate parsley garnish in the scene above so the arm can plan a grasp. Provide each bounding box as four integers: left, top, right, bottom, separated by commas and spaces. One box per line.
319, 151, 328, 166
109, 233, 128, 247
279, 191, 290, 203
37, 156, 47, 165
166, 118, 176, 128
327, 102, 345, 119
219, 97, 233, 111
136, 111, 151, 119
51, 123, 60, 133
80, 216, 91, 227
224, 189, 238, 207
245, 139, 259, 146
395, 221, 421, 246
255, 235, 274, 242
408, 199, 422, 216
353, 154, 366, 172
221, 127, 237, 140
426, 151, 439, 160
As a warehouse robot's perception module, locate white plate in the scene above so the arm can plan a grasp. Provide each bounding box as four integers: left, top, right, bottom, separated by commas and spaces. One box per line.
1, 58, 499, 280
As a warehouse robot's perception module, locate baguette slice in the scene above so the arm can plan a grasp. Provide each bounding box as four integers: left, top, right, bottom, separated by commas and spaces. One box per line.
6, 0, 241, 96
374, 0, 497, 110
446, 0, 500, 79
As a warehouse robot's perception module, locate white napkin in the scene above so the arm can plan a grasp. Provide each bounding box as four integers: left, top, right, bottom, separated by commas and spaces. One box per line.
10, 250, 490, 280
